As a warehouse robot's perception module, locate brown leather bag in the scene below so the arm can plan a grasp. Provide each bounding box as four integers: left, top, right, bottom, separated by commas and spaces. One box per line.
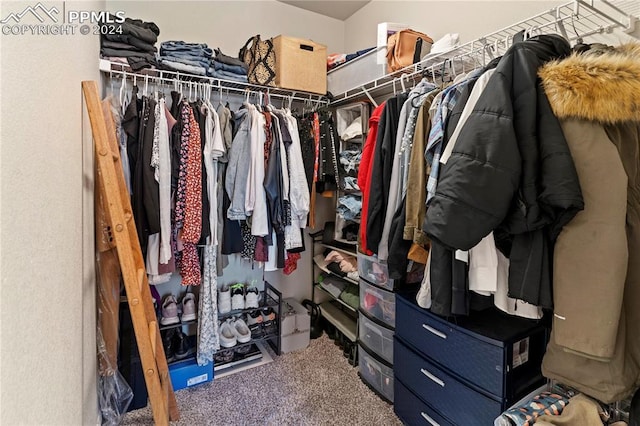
386, 29, 433, 72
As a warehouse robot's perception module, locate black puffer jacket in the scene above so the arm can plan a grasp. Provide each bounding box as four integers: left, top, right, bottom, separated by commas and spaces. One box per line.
425, 35, 584, 308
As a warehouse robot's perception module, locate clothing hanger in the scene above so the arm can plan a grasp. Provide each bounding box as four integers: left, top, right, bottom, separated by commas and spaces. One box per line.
570, 12, 585, 46
119, 73, 130, 115
400, 74, 407, 93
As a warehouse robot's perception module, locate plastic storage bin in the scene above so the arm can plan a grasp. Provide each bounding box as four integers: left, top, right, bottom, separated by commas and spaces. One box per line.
357, 252, 393, 290
359, 279, 396, 328
327, 47, 386, 96
358, 344, 394, 402
359, 311, 394, 363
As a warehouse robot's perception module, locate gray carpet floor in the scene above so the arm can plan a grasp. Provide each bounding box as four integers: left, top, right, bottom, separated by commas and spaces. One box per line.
123, 334, 402, 425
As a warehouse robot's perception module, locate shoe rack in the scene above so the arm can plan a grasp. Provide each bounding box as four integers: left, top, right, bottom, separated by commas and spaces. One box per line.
159, 288, 200, 367
214, 281, 283, 375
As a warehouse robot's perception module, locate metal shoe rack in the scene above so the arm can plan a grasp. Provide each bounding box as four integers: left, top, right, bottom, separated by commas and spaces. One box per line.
214, 281, 283, 376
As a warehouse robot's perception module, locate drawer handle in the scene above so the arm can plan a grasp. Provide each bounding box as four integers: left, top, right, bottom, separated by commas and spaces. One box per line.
421, 412, 440, 426
422, 324, 447, 339
421, 368, 445, 387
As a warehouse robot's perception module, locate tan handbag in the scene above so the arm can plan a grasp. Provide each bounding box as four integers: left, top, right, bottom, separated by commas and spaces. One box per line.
386, 29, 433, 72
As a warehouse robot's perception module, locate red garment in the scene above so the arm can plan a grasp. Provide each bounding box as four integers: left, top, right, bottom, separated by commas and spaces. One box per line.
176, 105, 202, 286
358, 102, 386, 255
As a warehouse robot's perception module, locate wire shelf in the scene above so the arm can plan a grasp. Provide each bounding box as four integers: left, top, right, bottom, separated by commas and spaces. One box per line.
100, 59, 330, 106
330, 0, 640, 106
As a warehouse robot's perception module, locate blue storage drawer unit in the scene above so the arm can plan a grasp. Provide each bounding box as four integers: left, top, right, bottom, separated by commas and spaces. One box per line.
395, 293, 546, 401
395, 378, 455, 426
395, 338, 502, 426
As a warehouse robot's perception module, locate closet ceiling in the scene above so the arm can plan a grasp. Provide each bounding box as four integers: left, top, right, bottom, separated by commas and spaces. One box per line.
278, 1, 371, 20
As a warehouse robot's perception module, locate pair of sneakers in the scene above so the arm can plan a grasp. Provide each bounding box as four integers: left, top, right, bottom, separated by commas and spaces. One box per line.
219, 284, 259, 314
218, 317, 252, 348
246, 307, 277, 339
160, 293, 197, 326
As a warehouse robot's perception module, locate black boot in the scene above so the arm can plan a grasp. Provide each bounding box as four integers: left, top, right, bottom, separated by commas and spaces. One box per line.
630, 387, 640, 426
161, 329, 176, 363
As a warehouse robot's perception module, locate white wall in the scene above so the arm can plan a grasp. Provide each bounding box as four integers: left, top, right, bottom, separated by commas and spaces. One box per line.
106, 0, 345, 54
0, 1, 103, 424
344, 1, 564, 52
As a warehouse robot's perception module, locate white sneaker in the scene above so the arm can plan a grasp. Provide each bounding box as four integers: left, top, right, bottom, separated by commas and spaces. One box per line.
181, 293, 197, 322
219, 320, 237, 348
245, 287, 259, 309
230, 283, 245, 311
160, 295, 180, 326
232, 318, 252, 343
219, 285, 231, 314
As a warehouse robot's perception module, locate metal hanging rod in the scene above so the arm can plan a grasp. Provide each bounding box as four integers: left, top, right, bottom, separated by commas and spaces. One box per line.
330, 0, 639, 105
100, 59, 329, 105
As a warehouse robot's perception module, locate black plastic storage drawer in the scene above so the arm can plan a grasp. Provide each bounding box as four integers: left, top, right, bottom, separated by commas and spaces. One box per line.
395, 380, 455, 426
395, 293, 546, 400
395, 338, 502, 426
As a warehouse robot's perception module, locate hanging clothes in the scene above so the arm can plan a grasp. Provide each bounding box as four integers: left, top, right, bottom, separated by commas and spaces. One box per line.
424, 35, 583, 309
246, 104, 269, 237
366, 92, 408, 254
174, 102, 202, 286
358, 101, 385, 256
197, 244, 219, 364
540, 43, 640, 404
156, 97, 173, 265
281, 109, 310, 248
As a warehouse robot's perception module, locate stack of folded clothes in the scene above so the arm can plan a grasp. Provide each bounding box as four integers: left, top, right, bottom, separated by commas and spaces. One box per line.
326, 47, 375, 70
100, 15, 159, 71
210, 48, 248, 83
158, 41, 213, 76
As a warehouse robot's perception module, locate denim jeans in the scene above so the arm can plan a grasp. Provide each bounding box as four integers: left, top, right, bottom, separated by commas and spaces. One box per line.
207, 69, 248, 83
159, 54, 210, 69
212, 60, 247, 75
225, 109, 252, 220
160, 41, 213, 57
337, 195, 362, 221
158, 59, 207, 76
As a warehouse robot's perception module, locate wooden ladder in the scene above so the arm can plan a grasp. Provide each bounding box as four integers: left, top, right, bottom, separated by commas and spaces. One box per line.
82, 80, 179, 425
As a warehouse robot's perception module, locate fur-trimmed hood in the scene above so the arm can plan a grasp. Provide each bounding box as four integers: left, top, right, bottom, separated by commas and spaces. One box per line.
539, 43, 640, 124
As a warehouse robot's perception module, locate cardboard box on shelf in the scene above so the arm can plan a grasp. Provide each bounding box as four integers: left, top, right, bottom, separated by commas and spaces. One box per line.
273, 35, 327, 94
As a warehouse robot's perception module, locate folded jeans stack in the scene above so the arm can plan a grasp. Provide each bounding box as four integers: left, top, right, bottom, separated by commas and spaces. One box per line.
100, 15, 160, 71
337, 194, 362, 221
158, 41, 213, 76
209, 48, 248, 83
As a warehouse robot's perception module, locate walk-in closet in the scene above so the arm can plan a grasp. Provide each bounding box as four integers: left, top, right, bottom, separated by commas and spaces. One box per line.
1, 1, 640, 425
